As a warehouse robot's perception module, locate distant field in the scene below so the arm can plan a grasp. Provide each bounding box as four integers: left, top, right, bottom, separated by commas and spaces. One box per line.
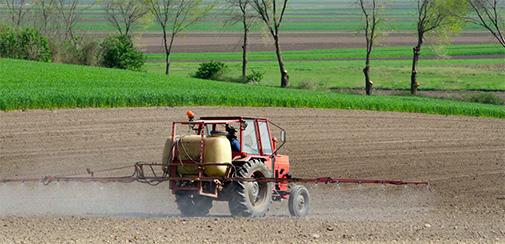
0, 0, 486, 33
1, 59, 503, 118
145, 57, 505, 91
73, 19, 482, 32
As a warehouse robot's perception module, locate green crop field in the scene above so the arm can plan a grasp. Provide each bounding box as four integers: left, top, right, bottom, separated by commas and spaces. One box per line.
1, 59, 504, 118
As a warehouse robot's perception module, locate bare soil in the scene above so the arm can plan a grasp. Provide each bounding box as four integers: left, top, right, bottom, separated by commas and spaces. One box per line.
331, 89, 505, 102
130, 31, 499, 53
0, 107, 504, 243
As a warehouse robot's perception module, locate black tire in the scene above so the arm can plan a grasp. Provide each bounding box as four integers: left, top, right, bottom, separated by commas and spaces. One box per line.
288, 185, 310, 217
175, 191, 213, 217
228, 159, 273, 217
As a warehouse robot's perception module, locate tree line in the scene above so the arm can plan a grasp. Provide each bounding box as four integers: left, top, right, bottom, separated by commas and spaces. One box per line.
357, 0, 503, 95
1, 0, 503, 95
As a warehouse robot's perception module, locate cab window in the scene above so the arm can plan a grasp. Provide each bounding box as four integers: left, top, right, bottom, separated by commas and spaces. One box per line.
242, 119, 259, 154
258, 121, 272, 155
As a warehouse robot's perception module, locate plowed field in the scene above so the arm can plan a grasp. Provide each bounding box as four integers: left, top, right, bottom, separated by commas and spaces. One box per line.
1, 107, 504, 242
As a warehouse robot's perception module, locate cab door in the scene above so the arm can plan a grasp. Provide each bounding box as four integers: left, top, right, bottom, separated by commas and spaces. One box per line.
241, 119, 260, 155
257, 120, 273, 156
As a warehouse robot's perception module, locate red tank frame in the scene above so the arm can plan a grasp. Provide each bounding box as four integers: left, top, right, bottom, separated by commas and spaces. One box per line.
168, 116, 291, 199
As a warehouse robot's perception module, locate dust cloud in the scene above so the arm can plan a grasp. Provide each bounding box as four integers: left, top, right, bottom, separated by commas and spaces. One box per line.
0, 182, 179, 217
0, 182, 432, 218
306, 184, 435, 221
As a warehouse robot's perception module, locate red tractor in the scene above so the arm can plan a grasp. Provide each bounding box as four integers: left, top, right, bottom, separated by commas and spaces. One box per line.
163, 112, 309, 217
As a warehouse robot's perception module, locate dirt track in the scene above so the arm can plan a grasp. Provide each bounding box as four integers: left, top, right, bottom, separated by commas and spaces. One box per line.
0, 107, 504, 242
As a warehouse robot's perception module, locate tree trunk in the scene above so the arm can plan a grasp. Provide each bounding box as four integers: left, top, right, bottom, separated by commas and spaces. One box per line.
363, 44, 373, 95
363, 65, 373, 96
241, 23, 248, 83
410, 43, 422, 95
125, 25, 130, 37
42, 13, 48, 34
162, 28, 169, 75
165, 53, 171, 76
273, 35, 289, 88
164, 31, 176, 76
16, 7, 23, 27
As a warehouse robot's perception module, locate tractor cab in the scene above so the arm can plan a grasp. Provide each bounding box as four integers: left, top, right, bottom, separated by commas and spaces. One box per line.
163, 112, 308, 218
198, 116, 283, 158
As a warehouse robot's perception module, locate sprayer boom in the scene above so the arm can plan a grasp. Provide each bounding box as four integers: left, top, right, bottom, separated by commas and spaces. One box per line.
0, 163, 428, 187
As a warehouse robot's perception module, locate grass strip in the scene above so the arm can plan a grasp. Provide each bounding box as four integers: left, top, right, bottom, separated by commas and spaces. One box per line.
144, 44, 505, 62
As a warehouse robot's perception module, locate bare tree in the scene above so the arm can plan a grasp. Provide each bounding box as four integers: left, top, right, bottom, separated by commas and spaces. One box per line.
33, 0, 57, 35
104, 0, 150, 36
146, 0, 212, 76
227, 0, 259, 82
359, 0, 381, 96
251, 0, 289, 88
465, 0, 505, 48
411, 0, 465, 95
55, 0, 82, 42
3, 0, 30, 28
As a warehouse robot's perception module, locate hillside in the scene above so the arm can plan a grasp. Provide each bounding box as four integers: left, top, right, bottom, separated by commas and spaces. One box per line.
0, 59, 503, 118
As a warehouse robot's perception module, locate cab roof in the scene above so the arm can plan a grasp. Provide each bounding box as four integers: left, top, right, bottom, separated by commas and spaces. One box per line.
199, 116, 268, 121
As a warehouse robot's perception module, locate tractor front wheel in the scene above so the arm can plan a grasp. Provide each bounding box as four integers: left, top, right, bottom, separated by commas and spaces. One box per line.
228, 159, 273, 217
175, 191, 213, 217
288, 185, 310, 217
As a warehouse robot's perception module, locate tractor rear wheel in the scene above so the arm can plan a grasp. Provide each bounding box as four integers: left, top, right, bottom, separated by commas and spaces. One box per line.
288, 185, 310, 217
175, 191, 213, 217
228, 159, 273, 217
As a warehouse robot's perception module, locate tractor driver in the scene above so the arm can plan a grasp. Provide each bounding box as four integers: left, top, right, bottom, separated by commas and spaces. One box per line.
226, 125, 240, 152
